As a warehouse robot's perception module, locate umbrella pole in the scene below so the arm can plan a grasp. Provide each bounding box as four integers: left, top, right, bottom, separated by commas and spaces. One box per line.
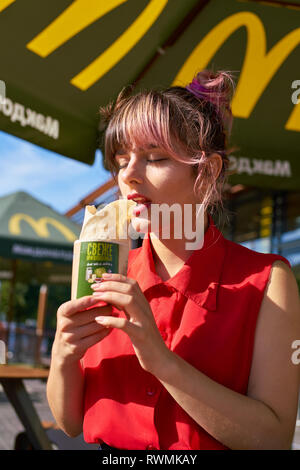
7, 259, 17, 323
6, 259, 17, 356
35, 284, 48, 366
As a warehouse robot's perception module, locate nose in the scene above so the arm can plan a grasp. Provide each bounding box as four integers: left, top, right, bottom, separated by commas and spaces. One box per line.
119, 155, 143, 185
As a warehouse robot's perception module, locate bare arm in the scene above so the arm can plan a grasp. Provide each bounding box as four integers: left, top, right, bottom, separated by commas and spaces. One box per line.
155, 261, 300, 449
47, 351, 85, 437
46, 296, 113, 437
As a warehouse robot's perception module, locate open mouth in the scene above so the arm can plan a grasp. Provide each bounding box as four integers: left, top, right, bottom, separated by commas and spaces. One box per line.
127, 194, 152, 204
127, 194, 152, 215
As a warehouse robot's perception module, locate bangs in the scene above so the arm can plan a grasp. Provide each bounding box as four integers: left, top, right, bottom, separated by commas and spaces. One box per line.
104, 91, 186, 173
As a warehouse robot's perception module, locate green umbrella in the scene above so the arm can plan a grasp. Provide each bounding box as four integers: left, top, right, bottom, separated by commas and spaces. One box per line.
0, 191, 80, 263
0, 0, 299, 189
0, 190, 80, 323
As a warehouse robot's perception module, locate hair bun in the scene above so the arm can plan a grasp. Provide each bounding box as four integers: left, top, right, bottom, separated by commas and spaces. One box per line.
186, 70, 235, 136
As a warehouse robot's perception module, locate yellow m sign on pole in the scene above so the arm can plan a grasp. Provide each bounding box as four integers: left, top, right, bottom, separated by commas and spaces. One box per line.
173, 11, 300, 132
9, 214, 77, 242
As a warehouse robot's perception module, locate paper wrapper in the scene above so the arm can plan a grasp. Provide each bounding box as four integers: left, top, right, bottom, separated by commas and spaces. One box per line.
71, 199, 136, 306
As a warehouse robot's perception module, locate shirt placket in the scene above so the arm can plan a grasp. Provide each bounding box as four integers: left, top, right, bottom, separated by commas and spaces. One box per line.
143, 284, 178, 450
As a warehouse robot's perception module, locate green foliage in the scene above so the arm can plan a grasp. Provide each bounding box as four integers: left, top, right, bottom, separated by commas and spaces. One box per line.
0, 280, 10, 315
0, 281, 31, 322
0, 280, 71, 330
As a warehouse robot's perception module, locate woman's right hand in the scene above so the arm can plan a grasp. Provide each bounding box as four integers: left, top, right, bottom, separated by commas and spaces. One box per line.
52, 296, 114, 365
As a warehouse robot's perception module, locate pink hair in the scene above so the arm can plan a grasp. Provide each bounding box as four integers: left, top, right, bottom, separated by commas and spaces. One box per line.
99, 69, 236, 225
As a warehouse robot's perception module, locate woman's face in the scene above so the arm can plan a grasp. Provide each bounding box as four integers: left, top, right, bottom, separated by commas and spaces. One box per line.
116, 145, 200, 236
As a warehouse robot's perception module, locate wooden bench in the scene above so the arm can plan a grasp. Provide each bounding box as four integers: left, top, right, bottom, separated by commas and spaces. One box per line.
0, 364, 53, 450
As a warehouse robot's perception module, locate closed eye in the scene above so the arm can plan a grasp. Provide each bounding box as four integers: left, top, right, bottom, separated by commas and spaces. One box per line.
117, 158, 167, 169
147, 158, 168, 166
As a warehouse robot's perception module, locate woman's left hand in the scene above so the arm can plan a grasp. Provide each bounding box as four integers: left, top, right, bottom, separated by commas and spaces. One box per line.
91, 272, 172, 376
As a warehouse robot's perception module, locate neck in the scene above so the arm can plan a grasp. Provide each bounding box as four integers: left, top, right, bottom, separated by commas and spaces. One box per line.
149, 211, 209, 281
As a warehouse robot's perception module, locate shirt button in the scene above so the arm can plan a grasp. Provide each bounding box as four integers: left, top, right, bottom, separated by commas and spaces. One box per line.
146, 444, 158, 450
146, 387, 156, 397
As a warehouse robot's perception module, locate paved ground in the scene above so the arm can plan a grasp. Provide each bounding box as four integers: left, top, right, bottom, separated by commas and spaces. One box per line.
0, 379, 299, 450
0, 379, 98, 450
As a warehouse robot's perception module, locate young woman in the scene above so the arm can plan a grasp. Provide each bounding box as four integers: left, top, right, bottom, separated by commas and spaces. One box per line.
47, 70, 300, 450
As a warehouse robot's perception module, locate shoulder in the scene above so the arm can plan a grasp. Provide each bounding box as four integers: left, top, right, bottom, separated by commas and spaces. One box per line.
254, 258, 300, 350
223, 238, 291, 278
220, 239, 297, 314
268, 258, 294, 280
263, 259, 299, 319
224, 237, 290, 265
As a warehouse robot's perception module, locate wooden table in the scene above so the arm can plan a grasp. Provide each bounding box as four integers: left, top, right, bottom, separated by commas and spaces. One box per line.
0, 365, 53, 450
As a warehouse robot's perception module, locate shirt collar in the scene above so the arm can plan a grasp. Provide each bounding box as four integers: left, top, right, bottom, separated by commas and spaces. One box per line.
128, 214, 226, 311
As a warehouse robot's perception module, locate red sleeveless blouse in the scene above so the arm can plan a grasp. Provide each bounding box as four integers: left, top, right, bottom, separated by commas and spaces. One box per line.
81, 215, 291, 449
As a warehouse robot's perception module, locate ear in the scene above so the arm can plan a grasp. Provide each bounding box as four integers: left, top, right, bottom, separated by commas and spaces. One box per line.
209, 153, 223, 180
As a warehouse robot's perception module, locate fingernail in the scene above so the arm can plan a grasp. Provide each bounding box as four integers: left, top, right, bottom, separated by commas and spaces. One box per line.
102, 273, 112, 278
95, 316, 109, 324
91, 283, 100, 289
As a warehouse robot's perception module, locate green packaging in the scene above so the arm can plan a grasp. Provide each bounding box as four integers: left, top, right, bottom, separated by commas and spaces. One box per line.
71, 201, 135, 300
71, 239, 129, 299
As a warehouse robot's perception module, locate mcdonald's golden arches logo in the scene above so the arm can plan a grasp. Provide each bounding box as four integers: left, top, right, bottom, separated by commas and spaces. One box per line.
0, 2, 299, 130
9, 214, 77, 242
173, 11, 300, 132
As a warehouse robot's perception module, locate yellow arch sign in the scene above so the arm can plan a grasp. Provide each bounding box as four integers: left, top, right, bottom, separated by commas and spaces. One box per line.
9, 214, 77, 242
26, 0, 168, 91
2, 3, 299, 130
0, 0, 15, 13
172, 11, 300, 132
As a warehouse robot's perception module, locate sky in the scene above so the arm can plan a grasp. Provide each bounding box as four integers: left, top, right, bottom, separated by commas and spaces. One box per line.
0, 130, 112, 215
